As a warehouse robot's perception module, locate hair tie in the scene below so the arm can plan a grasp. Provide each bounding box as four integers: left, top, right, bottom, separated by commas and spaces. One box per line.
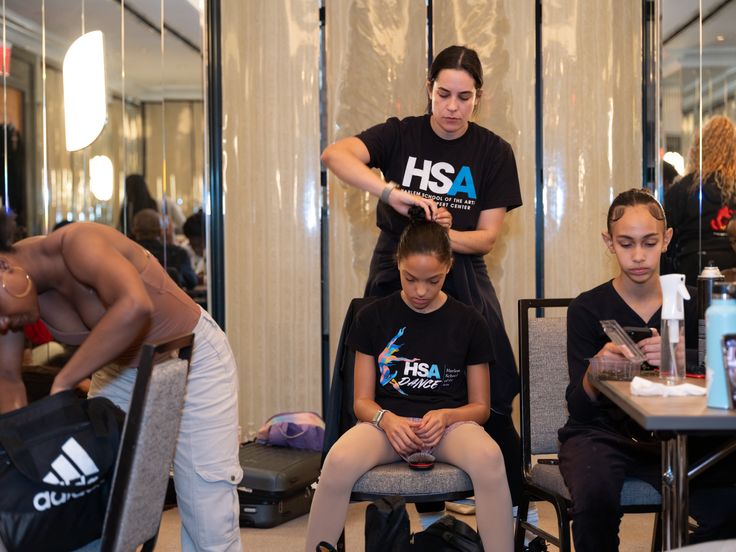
1, 266, 33, 298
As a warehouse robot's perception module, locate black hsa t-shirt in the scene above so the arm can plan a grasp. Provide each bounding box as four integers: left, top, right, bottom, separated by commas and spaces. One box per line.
357, 115, 522, 237
347, 292, 494, 418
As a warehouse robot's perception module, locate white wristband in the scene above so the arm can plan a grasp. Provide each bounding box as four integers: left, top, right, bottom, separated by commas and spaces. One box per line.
380, 183, 396, 204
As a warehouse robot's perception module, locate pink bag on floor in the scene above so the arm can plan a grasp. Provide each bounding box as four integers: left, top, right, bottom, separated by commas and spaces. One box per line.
255, 411, 325, 451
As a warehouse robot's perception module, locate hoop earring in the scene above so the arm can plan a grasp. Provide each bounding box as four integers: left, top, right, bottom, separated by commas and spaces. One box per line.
1, 267, 33, 299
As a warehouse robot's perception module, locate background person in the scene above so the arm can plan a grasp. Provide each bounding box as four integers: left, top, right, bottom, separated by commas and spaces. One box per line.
559, 188, 736, 550
0, 213, 241, 552
182, 210, 206, 285
132, 208, 198, 289
320, 44, 524, 511
664, 115, 736, 285
305, 208, 512, 552
118, 174, 158, 238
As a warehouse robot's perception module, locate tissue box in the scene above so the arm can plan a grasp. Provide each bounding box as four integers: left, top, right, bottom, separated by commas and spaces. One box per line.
589, 357, 641, 381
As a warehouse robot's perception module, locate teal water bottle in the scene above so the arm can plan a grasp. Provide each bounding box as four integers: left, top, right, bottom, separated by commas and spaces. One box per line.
705, 282, 736, 409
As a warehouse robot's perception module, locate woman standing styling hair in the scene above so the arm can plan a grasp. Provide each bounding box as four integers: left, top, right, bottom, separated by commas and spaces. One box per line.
322, 44, 523, 504
305, 208, 512, 551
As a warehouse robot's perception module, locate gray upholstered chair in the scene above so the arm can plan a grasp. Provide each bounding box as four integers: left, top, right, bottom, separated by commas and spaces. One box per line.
514, 299, 661, 552
78, 333, 193, 552
324, 298, 473, 550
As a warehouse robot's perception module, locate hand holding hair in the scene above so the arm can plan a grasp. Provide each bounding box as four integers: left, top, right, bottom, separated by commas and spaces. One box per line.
434, 207, 452, 229
386, 185, 438, 222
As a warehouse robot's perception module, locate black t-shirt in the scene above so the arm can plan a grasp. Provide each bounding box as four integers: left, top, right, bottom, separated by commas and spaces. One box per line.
357, 115, 522, 237
565, 280, 697, 429
665, 174, 735, 254
664, 173, 736, 283
347, 292, 494, 418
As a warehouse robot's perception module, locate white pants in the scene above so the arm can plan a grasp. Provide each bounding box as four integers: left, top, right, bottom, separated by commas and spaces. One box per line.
89, 308, 242, 552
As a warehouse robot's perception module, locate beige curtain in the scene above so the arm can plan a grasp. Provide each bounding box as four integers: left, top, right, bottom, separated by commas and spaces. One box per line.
221, 0, 322, 437
220, 0, 643, 434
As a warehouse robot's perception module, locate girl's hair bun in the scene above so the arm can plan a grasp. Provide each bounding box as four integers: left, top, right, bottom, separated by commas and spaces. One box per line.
407, 205, 426, 225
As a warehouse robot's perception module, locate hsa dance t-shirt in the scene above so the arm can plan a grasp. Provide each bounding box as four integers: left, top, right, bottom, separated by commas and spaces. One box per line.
347, 292, 494, 418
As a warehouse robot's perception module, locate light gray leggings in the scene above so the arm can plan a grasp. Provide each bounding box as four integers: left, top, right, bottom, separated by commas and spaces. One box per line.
304, 421, 513, 552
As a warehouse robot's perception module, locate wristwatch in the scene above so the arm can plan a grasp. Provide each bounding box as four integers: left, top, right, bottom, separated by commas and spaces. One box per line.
372, 409, 387, 428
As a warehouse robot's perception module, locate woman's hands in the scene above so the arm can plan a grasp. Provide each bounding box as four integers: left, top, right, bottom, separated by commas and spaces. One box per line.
413, 410, 449, 449
380, 411, 425, 456
380, 410, 450, 455
435, 207, 452, 229
386, 186, 440, 222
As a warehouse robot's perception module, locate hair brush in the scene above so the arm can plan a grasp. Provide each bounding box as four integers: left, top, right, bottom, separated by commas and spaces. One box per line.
407, 451, 435, 471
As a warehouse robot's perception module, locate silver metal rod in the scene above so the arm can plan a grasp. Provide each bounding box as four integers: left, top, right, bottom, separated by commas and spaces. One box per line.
661, 435, 689, 549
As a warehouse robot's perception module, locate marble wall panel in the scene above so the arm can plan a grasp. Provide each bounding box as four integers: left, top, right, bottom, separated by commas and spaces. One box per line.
433, 0, 537, 366
326, 0, 427, 370
221, 0, 322, 437
542, 0, 642, 298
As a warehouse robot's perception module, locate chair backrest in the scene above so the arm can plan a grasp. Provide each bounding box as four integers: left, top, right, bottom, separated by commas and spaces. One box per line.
323, 297, 380, 457
518, 299, 572, 473
99, 333, 193, 552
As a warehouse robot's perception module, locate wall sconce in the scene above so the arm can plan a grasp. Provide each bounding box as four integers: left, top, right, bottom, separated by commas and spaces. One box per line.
63, 31, 108, 152
89, 155, 113, 201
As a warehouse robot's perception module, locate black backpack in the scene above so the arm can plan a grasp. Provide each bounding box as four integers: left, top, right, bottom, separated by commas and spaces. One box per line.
365, 496, 411, 552
411, 514, 484, 552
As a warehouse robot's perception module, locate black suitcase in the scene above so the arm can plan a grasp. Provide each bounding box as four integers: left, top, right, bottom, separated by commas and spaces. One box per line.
237, 441, 321, 528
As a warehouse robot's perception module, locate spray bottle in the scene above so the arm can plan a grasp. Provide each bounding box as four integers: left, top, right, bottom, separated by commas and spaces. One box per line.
697, 263, 724, 373
660, 274, 690, 385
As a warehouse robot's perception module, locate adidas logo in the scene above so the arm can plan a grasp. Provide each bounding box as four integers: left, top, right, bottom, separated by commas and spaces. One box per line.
33, 437, 101, 512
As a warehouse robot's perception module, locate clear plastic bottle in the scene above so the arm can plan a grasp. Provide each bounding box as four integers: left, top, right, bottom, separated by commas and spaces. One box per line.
705, 282, 736, 409
660, 274, 690, 385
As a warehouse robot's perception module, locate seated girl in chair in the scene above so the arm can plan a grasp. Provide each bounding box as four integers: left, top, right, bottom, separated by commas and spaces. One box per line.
305, 207, 512, 551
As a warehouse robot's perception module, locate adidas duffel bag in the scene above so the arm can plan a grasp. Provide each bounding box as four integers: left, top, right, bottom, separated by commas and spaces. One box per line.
0, 390, 123, 552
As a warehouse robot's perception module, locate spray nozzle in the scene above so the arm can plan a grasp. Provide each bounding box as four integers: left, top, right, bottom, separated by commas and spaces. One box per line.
660, 274, 690, 321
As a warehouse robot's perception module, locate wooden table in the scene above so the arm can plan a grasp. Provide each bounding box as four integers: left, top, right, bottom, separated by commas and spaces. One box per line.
592, 375, 736, 549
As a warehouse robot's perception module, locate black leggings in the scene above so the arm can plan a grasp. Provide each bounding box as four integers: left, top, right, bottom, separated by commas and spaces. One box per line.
559, 425, 736, 551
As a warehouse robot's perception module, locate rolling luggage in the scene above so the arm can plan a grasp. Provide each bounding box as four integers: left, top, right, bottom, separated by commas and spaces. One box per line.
237, 441, 321, 528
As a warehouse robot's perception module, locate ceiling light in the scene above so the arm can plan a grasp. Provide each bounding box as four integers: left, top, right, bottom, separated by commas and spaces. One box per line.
63, 31, 108, 151
663, 151, 685, 176
90, 155, 114, 201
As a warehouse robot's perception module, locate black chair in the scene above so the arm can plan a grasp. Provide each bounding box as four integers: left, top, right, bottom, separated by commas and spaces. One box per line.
323, 298, 474, 550
514, 299, 662, 551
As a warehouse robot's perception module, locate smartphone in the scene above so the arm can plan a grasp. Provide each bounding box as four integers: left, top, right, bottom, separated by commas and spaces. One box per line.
721, 334, 736, 408
623, 326, 653, 343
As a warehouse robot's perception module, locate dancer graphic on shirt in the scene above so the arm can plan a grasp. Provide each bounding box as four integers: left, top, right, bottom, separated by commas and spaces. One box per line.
377, 326, 416, 395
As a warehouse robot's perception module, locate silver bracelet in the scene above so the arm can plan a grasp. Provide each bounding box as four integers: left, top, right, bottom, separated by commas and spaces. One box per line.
372, 409, 387, 428
380, 183, 396, 204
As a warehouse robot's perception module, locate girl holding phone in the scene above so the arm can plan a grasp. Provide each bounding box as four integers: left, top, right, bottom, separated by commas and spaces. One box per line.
558, 188, 736, 549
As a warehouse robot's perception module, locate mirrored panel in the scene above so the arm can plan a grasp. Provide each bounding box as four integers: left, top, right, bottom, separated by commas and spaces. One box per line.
1, 0, 207, 301
662, 0, 736, 285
